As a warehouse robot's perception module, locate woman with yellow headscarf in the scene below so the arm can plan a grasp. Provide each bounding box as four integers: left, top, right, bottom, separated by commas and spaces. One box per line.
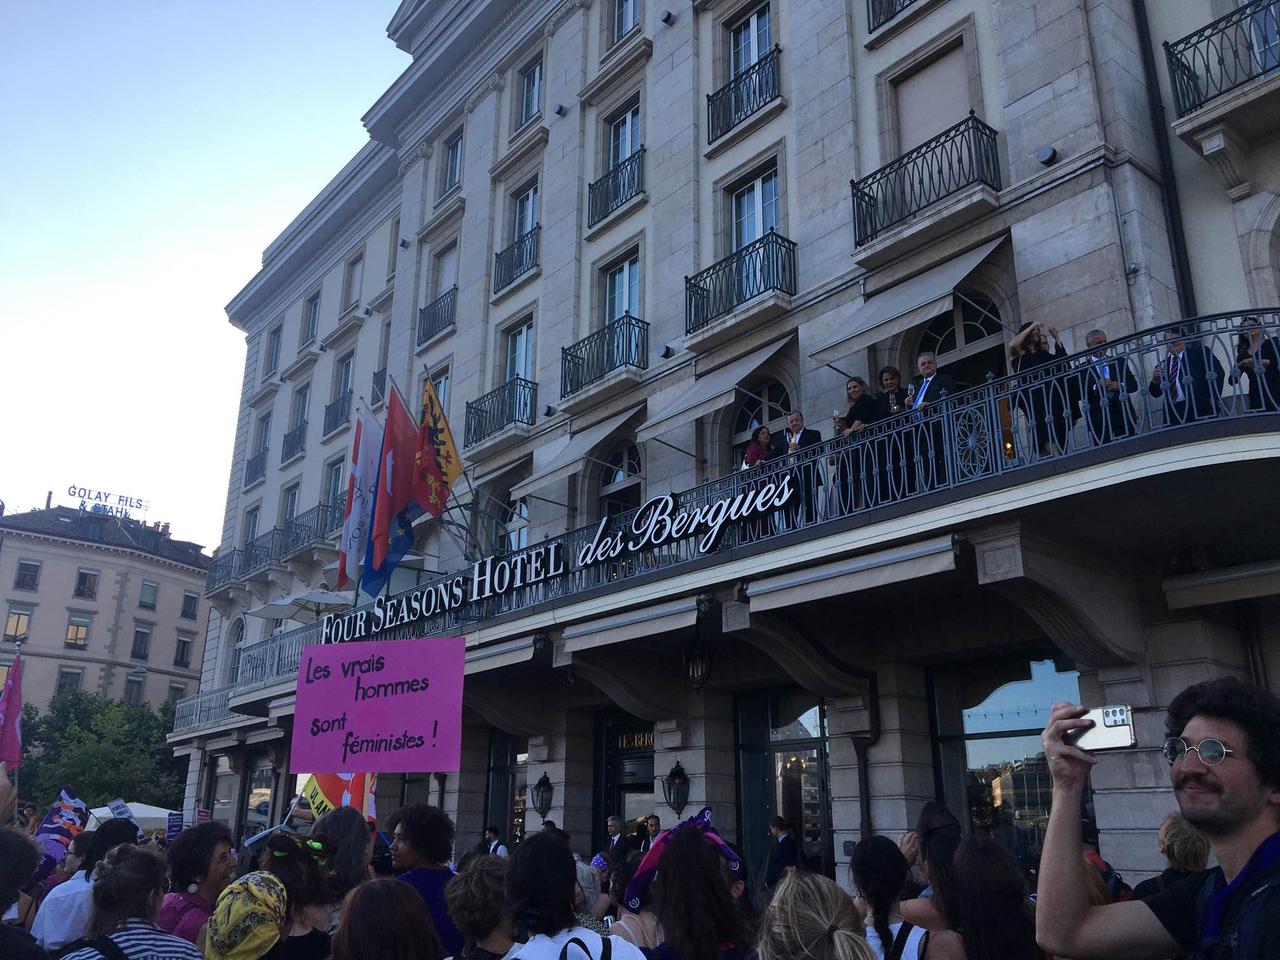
205, 871, 289, 960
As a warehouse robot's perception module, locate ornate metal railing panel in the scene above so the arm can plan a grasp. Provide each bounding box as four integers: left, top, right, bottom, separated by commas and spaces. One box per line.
851, 112, 1001, 246
686, 230, 797, 333
1165, 0, 1280, 117
237, 529, 285, 578
494, 227, 540, 293
233, 622, 323, 692
281, 420, 307, 462
323, 391, 352, 434
204, 551, 241, 594
708, 47, 782, 143
588, 148, 646, 226
868, 0, 922, 32
371, 367, 387, 406
417, 286, 458, 345
464, 377, 538, 446
561, 313, 650, 398
172, 685, 233, 733
244, 450, 267, 487
281, 498, 344, 558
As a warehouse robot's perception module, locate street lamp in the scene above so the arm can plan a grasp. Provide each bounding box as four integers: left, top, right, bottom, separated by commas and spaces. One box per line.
684, 635, 713, 690
661, 761, 690, 817
530, 773, 554, 819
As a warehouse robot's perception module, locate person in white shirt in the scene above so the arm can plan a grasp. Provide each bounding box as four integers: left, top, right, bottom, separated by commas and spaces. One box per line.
507, 832, 646, 960
484, 825, 509, 858
34, 818, 140, 952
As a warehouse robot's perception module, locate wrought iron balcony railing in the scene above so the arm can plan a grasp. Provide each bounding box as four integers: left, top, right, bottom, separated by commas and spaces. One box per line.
418, 286, 458, 345
205, 550, 241, 595
371, 367, 386, 406
588, 148, 645, 227
494, 227, 540, 293
851, 112, 1001, 247
281, 495, 345, 558
465, 377, 537, 447
708, 47, 782, 144
233, 622, 322, 692
237, 529, 285, 578
868, 0, 922, 32
244, 449, 267, 487
562, 313, 649, 398
172, 685, 233, 734
323, 391, 352, 435
282, 420, 307, 462
685, 229, 797, 334
1165, 0, 1280, 117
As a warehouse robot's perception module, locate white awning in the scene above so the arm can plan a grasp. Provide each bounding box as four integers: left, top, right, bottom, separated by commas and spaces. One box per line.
810, 237, 1006, 362
508, 404, 645, 500
637, 336, 794, 442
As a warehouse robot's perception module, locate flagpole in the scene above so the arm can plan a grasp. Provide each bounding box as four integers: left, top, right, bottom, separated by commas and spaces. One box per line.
10, 639, 21, 802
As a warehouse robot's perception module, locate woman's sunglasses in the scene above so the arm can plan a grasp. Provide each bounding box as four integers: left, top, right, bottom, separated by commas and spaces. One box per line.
1162, 736, 1236, 766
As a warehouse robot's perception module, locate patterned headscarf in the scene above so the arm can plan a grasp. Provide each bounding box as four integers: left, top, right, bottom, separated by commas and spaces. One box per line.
622, 807, 742, 911
206, 870, 288, 960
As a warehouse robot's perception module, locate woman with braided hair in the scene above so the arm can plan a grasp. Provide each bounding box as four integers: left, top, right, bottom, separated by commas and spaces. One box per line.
848, 836, 926, 960
755, 870, 874, 960
258, 832, 337, 960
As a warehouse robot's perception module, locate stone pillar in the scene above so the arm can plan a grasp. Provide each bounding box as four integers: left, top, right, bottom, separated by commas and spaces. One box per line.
445, 714, 491, 848
865, 661, 936, 843
650, 691, 736, 840
530, 709, 595, 850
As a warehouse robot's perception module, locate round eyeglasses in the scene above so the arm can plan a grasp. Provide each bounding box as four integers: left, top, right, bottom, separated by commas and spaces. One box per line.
1163, 736, 1236, 766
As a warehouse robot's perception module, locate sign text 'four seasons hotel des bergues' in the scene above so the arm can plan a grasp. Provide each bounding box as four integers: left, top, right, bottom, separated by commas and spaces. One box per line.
321, 477, 797, 645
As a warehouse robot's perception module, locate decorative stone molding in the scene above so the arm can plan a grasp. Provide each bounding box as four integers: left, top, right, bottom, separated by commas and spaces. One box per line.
570, 650, 686, 723
579, 36, 653, 105
397, 138, 432, 177
545, 0, 592, 38
464, 72, 505, 114
1195, 123, 1253, 200
464, 686, 552, 737
723, 604, 873, 698
489, 123, 550, 180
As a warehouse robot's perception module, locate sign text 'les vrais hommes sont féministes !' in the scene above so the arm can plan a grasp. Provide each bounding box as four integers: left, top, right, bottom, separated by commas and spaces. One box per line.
290, 636, 464, 774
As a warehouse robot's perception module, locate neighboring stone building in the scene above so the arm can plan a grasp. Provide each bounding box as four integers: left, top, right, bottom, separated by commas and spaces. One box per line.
172, 0, 1280, 889
0, 505, 209, 712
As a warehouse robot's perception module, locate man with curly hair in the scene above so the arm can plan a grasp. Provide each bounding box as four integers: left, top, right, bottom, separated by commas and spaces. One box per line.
387, 802, 463, 955
1037, 676, 1280, 958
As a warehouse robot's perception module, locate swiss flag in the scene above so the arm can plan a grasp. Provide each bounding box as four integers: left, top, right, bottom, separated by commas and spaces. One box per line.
369, 386, 421, 572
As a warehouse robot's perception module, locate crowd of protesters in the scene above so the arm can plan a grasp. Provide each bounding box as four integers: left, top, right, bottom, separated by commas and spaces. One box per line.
2, 673, 1278, 958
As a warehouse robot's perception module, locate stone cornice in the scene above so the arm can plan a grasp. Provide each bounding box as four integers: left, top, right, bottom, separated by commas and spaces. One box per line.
579, 36, 653, 105
464, 72, 506, 114
489, 123, 550, 180
397, 137, 433, 176
545, 0, 592, 37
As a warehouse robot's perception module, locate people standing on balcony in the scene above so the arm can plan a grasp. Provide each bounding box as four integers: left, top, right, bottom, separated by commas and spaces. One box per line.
1232, 316, 1280, 412
774, 411, 822, 527
875, 367, 911, 420
910, 353, 955, 490
832, 378, 878, 513
743, 425, 773, 470
873, 366, 912, 497
1148, 326, 1224, 425
1082, 329, 1138, 444
1009, 321, 1074, 456
388, 803, 464, 956
157, 821, 236, 945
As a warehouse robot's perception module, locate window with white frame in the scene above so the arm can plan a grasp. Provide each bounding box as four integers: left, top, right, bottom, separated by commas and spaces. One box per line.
732, 379, 791, 464
56, 668, 83, 694
302, 292, 320, 347
505, 320, 535, 382
335, 352, 354, 399
387, 217, 400, 280
324, 459, 345, 511
265, 324, 283, 375
169, 682, 187, 703
493, 496, 529, 554
174, 633, 193, 668
74, 568, 99, 600
599, 442, 643, 516
518, 58, 543, 127
66, 613, 91, 649
131, 626, 151, 660
430, 367, 451, 413
282, 483, 301, 524
291, 383, 311, 429
243, 507, 260, 546
732, 167, 779, 249
442, 131, 463, 194
181, 592, 199, 620
124, 676, 143, 705
4, 604, 32, 643
513, 182, 539, 241
608, 103, 641, 170
139, 580, 158, 610
434, 243, 459, 298
603, 253, 640, 323
254, 413, 272, 454
612, 0, 639, 44
14, 560, 40, 591
729, 3, 771, 78
343, 252, 364, 310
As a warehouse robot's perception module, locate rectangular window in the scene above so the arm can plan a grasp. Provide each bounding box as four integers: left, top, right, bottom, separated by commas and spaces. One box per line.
169, 682, 187, 703
387, 217, 400, 280
442, 132, 463, 194
4, 605, 32, 643
343, 253, 364, 309
505, 321, 535, 382
336, 352, 354, 397
302, 292, 320, 347
434, 244, 460, 298
519, 59, 543, 127
324, 460, 345, 510
604, 254, 640, 322
254, 413, 272, 454
282, 484, 300, 524
174, 634, 193, 668
265, 325, 283, 375
291, 384, 311, 429
180, 591, 199, 621
513, 183, 539, 240
430, 367, 451, 413
613, 0, 638, 43
131, 627, 150, 660
56, 668, 83, 694
894, 44, 970, 154
730, 3, 771, 78
139, 580, 158, 610
124, 676, 143, 705
66, 614, 91, 649
608, 104, 641, 169
74, 569, 99, 600
243, 507, 260, 546
14, 560, 40, 591
732, 167, 779, 248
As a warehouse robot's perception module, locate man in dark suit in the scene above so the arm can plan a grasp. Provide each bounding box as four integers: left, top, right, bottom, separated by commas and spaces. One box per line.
604, 815, 631, 858
772, 410, 822, 527
640, 814, 660, 853
764, 815, 800, 894
909, 352, 957, 490
1082, 329, 1139, 443
1148, 327, 1223, 425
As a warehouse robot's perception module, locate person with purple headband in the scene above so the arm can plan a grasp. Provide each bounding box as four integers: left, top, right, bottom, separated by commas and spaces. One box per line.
623, 808, 753, 960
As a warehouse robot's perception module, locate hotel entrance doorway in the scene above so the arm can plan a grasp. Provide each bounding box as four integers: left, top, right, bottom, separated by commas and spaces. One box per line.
596, 713, 655, 851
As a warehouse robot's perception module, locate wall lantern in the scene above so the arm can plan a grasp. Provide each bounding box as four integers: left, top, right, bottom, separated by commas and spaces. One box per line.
530, 773, 555, 819
661, 761, 690, 816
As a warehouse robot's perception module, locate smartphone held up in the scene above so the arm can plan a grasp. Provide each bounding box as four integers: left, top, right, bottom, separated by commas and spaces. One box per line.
1066, 705, 1136, 752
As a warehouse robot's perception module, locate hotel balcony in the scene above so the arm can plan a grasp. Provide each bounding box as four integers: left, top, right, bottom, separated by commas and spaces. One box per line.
371, 367, 387, 407
243, 449, 267, 488
850, 112, 1001, 268
169, 684, 234, 736
280, 495, 345, 569
417, 286, 457, 348
204, 550, 241, 597
707, 47, 783, 151
1165, 0, 1280, 199
464, 377, 538, 451
684, 230, 797, 352
868, 0, 926, 34
322, 391, 351, 437
493, 226, 540, 296
587, 149, 645, 231
560, 313, 649, 413
236, 529, 286, 584
228, 621, 322, 715
281, 419, 307, 463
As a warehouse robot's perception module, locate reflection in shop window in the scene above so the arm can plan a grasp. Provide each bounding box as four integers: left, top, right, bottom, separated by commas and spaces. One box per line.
243, 754, 275, 839
487, 731, 530, 848
931, 657, 1092, 888
208, 755, 236, 829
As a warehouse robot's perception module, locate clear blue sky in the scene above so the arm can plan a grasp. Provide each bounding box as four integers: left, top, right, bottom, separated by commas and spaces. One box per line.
0, 2, 408, 549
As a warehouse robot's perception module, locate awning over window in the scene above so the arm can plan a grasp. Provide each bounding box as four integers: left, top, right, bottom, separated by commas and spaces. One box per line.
636, 335, 794, 443
508, 404, 645, 500
810, 237, 1006, 362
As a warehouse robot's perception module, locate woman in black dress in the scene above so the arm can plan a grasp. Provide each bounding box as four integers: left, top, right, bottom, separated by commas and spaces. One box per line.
1009, 321, 1072, 456
1234, 316, 1280, 412
831, 377, 878, 511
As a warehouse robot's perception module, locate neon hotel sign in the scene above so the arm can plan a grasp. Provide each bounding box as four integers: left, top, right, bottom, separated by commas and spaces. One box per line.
322, 476, 796, 644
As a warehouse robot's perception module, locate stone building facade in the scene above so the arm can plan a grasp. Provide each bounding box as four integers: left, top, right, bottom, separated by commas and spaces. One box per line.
172, 0, 1280, 892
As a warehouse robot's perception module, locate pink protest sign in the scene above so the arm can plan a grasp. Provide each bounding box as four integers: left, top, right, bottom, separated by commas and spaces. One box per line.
290, 636, 464, 774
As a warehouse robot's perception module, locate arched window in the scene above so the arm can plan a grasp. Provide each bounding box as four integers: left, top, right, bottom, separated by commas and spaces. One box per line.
598, 442, 642, 517
916, 293, 1007, 387
492, 496, 529, 554
227, 618, 245, 683
732, 379, 791, 466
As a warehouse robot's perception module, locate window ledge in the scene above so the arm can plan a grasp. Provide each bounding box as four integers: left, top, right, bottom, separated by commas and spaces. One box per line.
490, 124, 550, 181
369, 280, 395, 312
864, 0, 951, 50
703, 96, 787, 160
281, 449, 306, 469
420, 192, 466, 242
415, 321, 457, 357
582, 35, 653, 105
322, 421, 351, 445
281, 349, 320, 383
851, 181, 999, 270
248, 378, 280, 409
490, 264, 542, 306
584, 190, 648, 241
321, 310, 365, 350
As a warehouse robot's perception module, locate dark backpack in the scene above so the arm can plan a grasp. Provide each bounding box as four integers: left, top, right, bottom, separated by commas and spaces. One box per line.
1193, 863, 1280, 959
54, 934, 129, 960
